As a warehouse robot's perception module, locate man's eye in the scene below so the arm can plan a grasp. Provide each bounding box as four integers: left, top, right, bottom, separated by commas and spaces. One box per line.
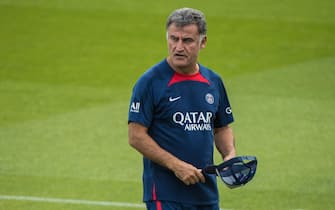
170, 36, 178, 42
183, 38, 194, 43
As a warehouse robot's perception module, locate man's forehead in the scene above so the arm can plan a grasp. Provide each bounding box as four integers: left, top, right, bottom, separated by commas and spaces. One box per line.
167, 23, 199, 36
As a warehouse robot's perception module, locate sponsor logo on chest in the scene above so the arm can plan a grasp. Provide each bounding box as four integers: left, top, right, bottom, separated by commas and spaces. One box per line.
172, 111, 213, 131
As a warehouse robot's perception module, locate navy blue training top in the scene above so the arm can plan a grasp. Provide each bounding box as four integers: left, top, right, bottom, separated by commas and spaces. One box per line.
128, 59, 234, 205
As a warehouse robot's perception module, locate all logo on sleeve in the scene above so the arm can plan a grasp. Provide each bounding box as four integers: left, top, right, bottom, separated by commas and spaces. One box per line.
130, 102, 140, 113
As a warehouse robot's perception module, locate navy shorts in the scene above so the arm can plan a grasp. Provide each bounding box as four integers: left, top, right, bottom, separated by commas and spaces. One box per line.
145, 200, 220, 210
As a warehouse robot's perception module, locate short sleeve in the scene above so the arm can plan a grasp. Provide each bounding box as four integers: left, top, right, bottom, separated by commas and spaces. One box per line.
214, 79, 234, 127
128, 76, 154, 128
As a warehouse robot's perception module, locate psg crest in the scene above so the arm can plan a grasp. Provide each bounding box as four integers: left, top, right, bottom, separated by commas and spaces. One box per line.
205, 93, 214, 104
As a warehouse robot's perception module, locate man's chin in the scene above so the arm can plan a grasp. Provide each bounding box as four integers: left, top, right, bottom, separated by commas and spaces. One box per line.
171, 59, 188, 68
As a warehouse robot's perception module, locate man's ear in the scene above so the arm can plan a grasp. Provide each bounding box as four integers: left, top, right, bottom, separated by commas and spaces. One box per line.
200, 36, 207, 49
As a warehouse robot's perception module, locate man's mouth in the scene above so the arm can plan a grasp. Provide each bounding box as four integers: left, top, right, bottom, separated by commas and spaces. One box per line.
174, 53, 186, 58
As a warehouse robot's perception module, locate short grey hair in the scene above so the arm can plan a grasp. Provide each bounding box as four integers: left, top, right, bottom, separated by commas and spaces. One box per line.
166, 8, 207, 36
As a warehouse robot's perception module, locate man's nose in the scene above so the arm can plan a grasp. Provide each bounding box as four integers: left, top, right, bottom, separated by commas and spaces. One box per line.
176, 40, 184, 51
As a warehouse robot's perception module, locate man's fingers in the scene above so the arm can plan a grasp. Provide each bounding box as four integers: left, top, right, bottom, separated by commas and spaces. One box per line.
197, 169, 206, 183
181, 169, 206, 185
189, 175, 199, 185
173, 161, 206, 185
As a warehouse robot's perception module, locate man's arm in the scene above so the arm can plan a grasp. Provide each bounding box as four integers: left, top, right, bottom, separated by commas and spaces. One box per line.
128, 122, 205, 185
214, 125, 236, 161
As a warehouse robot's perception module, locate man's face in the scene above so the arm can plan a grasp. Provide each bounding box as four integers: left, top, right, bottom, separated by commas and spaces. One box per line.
167, 23, 206, 74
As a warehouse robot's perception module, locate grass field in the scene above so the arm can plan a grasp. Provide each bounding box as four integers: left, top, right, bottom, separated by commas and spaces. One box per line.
0, 0, 334, 209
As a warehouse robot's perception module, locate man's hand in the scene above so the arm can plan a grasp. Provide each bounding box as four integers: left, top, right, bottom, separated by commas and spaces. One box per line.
171, 161, 206, 185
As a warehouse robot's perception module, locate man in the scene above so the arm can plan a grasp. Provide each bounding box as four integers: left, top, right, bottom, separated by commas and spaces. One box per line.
128, 8, 236, 210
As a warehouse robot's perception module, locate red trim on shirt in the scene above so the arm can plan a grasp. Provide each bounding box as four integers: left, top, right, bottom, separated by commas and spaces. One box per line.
152, 184, 157, 200
168, 71, 210, 86
152, 184, 162, 210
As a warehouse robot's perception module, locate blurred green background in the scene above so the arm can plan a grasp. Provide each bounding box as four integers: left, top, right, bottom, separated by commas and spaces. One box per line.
0, 0, 334, 209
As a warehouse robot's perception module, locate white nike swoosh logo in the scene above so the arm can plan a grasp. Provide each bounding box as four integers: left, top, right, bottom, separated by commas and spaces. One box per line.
169, 96, 181, 102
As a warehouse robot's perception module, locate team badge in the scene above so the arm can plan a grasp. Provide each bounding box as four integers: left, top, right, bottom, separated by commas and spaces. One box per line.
205, 93, 214, 104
